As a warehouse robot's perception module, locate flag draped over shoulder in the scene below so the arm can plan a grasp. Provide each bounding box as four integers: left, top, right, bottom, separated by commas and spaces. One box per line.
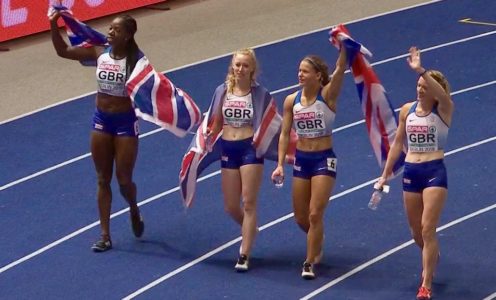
179, 83, 297, 208
51, 5, 201, 137
329, 24, 405, 176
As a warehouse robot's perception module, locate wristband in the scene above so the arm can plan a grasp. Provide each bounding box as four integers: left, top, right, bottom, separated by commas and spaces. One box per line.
419, 69, 427, 76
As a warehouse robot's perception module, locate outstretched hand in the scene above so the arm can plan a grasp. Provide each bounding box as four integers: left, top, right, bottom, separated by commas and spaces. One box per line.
47, 7, 61, 23
407, 46, 423, 73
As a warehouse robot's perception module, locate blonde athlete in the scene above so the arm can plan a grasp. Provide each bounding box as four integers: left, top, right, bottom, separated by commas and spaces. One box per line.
376, 47, 453, 300
207, 49, 268, 272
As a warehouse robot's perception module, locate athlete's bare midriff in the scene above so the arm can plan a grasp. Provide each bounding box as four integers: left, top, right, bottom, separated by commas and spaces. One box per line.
96, 92, 133, 113
296, 135, 333, 152
221, 125, 254, 141
405, 150, 444, 163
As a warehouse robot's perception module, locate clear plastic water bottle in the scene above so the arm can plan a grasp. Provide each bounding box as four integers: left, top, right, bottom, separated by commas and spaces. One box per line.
273, 175, 284, 189
368, 183, 390, 210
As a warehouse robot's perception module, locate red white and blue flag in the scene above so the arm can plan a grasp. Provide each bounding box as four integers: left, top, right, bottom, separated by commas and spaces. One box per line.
179, 83, 296, 208
127, 54, 201, 137
51, 5, 107, 66
51, 5, 201, 137
330, 24, 405, 175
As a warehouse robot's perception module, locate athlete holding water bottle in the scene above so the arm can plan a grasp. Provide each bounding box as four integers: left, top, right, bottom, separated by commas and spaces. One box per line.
375, 47, 453, 300
271, 45, 346, 279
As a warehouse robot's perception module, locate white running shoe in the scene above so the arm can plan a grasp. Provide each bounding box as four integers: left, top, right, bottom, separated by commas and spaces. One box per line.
235, 254, 249, 272
301, 262, 315, 279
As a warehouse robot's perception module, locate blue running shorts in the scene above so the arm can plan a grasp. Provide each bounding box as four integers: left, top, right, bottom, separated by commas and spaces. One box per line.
403, 159, 447, 193
220, 137, 264, 169
92, 108, 139, 137
293, 148, 337, 180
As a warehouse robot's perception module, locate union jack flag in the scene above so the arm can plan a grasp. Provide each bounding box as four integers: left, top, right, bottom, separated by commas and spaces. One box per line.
179, 83, 296, 207
51, 5, 107, 66
329, 24, 405, 175
51, 5, 201, 137
127, 54, 201, 137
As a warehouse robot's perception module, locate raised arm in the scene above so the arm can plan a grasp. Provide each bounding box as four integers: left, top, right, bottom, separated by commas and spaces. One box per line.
322, 46, 347, 110
407, 47, 453, 124
49, 11, 99, 61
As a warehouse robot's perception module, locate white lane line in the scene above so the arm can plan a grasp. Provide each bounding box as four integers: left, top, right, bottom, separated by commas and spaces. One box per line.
0, 169, 219, 274
0, 153, 91, 191
483, 292, 496, 300
2, 76, 495, 193
0, 91, 96, 125
271, 31, 496, 96
122, 137, 496, 299
3, 31, 496, 191
122, 178, 378, 300
450, 80, 496, 96
0, 127, 163, 192
301, 202, 496, 300
0, 88, 495, 275
0, 0, 444, 126
1, 31, 495, 275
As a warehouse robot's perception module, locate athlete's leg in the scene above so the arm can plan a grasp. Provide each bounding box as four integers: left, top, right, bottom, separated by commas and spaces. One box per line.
238, 163, 263, 256
420, 187, 446, 289
91, 131, 115, 241
114, 136, 138, 206
307, 175, 333, 263
403, 191, 424, 249
222, 168, 243, 225
292, 177, 311, 233
114, 135, 142, 237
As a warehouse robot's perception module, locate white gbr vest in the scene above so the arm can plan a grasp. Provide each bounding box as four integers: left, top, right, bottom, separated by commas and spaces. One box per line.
292, 90, 335, 138
222, 92, 254, 128
406, 102, 449, 152
96, 47, 128, 97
